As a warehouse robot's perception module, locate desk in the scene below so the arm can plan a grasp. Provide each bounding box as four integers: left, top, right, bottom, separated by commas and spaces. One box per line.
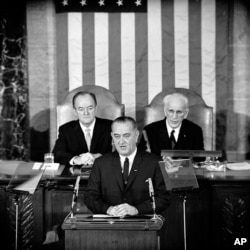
62, 215, 163, 250
1, 162, 250, 250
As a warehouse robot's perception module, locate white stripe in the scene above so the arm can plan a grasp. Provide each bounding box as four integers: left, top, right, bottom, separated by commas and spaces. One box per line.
148, 0, 162, 102
202, 0, 216, 149
68, 13, 82, 91
121, 13, 136, 118
94, 13, 109, 89
174, 0, 189, 88
201, 0, 216, 110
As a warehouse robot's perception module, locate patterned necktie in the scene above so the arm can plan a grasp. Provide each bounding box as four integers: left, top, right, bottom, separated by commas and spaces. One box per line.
85, 128, 91, 151
170, 130, 176, 149
123, 157, 129, 185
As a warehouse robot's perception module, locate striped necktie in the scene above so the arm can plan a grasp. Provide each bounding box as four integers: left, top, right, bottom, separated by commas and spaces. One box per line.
123, 157, 129, 185
85, 128, 91, 151
170, 130, 176, 149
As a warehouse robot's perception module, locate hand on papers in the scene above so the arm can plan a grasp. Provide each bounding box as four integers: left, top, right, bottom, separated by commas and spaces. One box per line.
107, 203, 138, 218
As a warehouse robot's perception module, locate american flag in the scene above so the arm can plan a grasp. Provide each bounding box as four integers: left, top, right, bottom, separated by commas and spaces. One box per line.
55, 0, 229, 147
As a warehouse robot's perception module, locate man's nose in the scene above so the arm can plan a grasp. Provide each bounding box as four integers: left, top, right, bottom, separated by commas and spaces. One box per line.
83, 108, 89, 114
172, 112, 178, 119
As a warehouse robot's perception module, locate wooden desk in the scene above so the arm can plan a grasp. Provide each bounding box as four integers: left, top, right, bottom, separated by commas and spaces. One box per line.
1, 162, 250, 250
62, 214, 163, 250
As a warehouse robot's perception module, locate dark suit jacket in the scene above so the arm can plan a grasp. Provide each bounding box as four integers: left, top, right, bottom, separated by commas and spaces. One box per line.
138, 118, 204, 157
84, 150, 171, 215
52, 117, 113, 166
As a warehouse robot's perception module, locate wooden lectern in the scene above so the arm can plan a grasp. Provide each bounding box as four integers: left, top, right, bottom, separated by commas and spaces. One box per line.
62, 214, 163, 250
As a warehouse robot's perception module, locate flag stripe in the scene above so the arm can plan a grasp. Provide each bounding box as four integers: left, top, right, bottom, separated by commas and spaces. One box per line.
135, 12, 148, 127
201, 0, 216, 110
56, 13, 69, 103
148, 0, 162, 102
68, 13, 82, 90
162, 0, 175, 90
121, 13, 136, 118
95, 13, 109, 88
189, 0, 202, 94
82, 13, 95, 85
109, 13, 122, 103
174, 0, 189, 88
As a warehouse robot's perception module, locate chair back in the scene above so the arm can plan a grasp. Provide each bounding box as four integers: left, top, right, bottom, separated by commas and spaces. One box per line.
144, 88, 213, 150
57, 85, 124, 129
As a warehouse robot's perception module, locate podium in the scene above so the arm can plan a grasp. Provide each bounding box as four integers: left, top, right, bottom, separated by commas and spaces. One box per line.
62, 214, 163, 250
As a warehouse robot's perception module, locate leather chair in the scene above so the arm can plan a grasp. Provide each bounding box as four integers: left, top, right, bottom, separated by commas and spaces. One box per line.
56, 85, 124, 129
144, 88, 213, 150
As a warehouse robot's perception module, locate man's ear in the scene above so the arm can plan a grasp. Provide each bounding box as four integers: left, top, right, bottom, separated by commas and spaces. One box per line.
184, 108, 189, 119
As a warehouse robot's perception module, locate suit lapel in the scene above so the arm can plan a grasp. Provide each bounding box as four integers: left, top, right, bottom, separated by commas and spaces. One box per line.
90, 118, 101, 152
160, 119, 172, 149
125, 151, 142, 191
175, 120, 187, 149
112, 152, 124, 192
74, 121, 88, 151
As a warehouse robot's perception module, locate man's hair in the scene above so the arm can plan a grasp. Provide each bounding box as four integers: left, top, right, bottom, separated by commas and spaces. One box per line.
163, 93, 189, 108
112, 116, 138, 130
72, 91, 97, 108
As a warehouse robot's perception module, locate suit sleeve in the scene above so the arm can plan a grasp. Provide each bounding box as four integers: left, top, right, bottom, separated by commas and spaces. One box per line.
84, 161, 111, 214
52, 125, 76, 166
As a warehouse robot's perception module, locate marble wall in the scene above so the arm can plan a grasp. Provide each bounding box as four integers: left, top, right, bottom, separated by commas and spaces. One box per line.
0, 1, 29, 160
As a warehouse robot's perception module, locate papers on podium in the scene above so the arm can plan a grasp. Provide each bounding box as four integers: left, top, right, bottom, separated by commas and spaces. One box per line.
159, 159, 199, 191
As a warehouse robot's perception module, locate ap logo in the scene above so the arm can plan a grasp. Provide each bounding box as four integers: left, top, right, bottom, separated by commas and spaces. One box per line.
234, 238, 247, 246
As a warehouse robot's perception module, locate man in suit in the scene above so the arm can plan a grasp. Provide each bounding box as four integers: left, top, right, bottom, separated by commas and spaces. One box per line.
52, 91, 113, 167
138, 93, 204, 157
84, 116, 170, 217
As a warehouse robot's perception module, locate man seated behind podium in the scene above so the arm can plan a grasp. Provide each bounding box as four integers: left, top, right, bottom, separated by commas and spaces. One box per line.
84, 116, 170, 217
52, 91, 113, 167
138, 93, 204, 157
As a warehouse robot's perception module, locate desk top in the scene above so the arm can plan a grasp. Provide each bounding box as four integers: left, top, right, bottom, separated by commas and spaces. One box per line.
62, 214, 164, 231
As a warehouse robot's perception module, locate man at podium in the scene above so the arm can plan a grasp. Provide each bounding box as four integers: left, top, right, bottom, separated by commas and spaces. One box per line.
84, 116, 171, 217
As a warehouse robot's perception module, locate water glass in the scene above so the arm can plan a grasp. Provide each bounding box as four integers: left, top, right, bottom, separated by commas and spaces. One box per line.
44, 153, 54, 163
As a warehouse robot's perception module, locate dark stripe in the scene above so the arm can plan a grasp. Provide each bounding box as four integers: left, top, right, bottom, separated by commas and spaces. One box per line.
162, 0, 175, 90
189, 0, 202, 94
82, 13, 95, 85
56, 13, 69, 104
215, 0, 229, 149
109, 13, 122, 102
135, 12, 148, 130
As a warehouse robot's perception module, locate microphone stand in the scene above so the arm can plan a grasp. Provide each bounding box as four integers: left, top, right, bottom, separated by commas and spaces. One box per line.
147, 178, 157, 220
70, 176, 81, 218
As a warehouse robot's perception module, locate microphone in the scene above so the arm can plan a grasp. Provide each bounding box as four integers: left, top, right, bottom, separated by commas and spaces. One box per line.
70, 175, 81, 217
147, 178, 157, 219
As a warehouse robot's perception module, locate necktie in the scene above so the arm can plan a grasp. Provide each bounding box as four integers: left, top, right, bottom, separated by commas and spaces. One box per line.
85, 128, 91, 151
170, 130, 176, 149
123, 157, 129, 185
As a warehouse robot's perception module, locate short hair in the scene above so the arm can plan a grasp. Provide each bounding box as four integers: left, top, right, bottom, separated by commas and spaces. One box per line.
163, 93, 189, 109
112, 116, 138, 131
72, 91, 97, 108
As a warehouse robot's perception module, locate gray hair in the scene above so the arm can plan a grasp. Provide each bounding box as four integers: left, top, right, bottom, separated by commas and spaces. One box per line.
163, 93, 189, 109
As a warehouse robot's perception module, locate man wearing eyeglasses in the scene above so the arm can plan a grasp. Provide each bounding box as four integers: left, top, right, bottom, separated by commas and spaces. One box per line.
53, 91, 113, 167
138, 93, 204, 157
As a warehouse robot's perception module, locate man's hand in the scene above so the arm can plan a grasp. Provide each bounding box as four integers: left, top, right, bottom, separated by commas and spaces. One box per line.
74, 153, 95, 165
107, 203, 138, 218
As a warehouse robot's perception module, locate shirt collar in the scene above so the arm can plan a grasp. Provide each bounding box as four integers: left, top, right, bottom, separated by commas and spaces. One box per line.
166, 119, 181, 137
119, 147, 137, 164
79, 118, 96, 134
